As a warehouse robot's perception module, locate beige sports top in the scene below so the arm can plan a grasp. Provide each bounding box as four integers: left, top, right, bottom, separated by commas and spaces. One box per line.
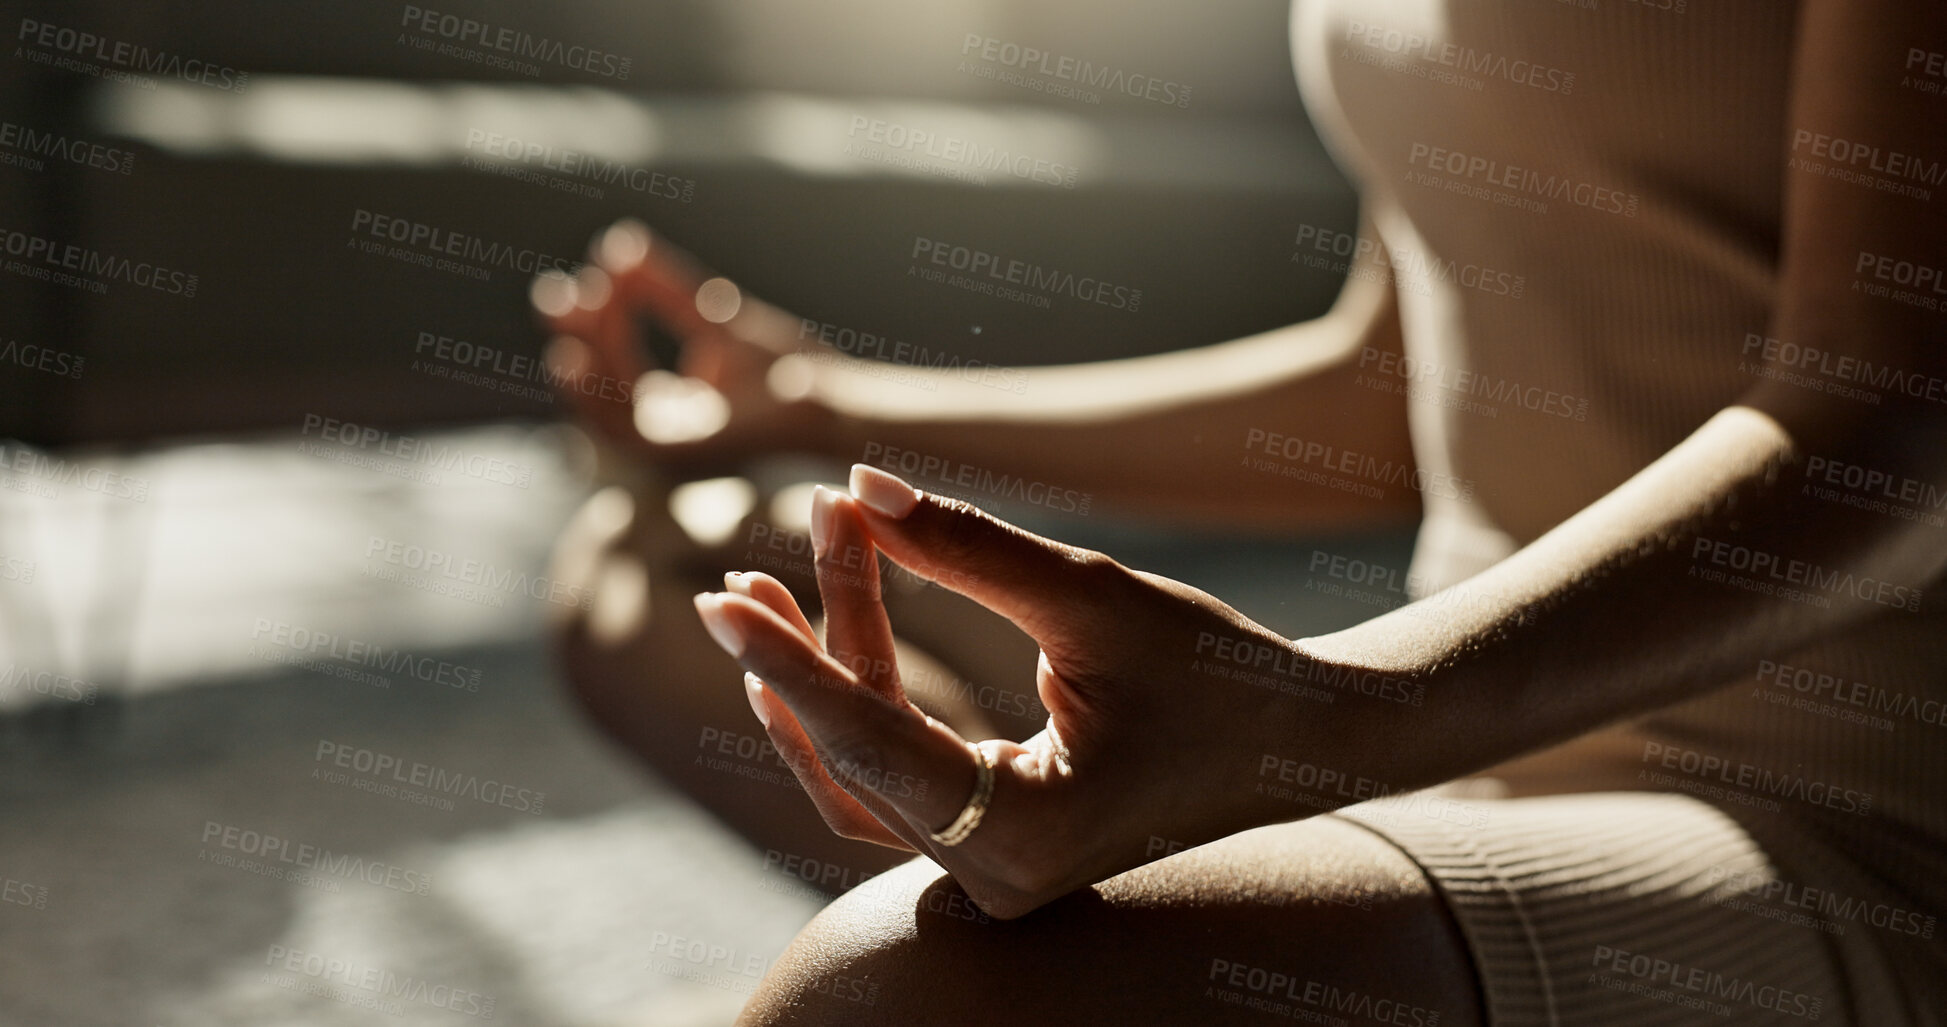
1290, 0, 1947, 928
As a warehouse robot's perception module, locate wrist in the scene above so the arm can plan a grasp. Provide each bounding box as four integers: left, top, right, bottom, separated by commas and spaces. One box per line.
1173, 624, 1363, 831
1224, 633, 1448, 823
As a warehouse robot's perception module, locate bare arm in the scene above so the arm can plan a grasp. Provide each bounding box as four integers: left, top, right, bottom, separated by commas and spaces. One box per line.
688, 1, 1947, 919
809, 237, 1415, 530
1300, 0, 1947, 791
543, 218, 1416, 532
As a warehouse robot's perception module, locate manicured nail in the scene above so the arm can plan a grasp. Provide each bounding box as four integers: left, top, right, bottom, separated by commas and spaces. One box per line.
692, 593, 744, 657
529, 272, 576, 318
598, 219, 649, 271
573, 266, 612, 311
810, 485, 838, 557
849, 464, 919, 519
723, 571, 752, 596
743, 673, 770, 728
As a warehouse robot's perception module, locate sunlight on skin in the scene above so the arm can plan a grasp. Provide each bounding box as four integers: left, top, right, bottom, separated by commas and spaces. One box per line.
696, 278, 744, 325
528, 269, 577, 319
573, 266, 613, 311
634, 372, 733, 445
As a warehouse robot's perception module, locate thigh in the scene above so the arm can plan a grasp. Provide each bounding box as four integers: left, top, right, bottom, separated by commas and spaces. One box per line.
738, 816, 1485, 1027
1335, 790, 1904, 1026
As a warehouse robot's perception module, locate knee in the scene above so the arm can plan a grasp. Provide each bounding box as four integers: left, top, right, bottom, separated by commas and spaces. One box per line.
736, 820, 1485, 1027
739, 858, 992, 1027
548, 486, 643, 647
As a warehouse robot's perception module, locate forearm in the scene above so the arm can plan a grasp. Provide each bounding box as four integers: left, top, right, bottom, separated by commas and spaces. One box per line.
1298, 397, 1943, 792
804, 271, 1417, 530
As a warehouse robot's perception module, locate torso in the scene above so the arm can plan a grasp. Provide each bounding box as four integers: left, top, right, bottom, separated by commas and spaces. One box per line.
1290, 0, 1947, 914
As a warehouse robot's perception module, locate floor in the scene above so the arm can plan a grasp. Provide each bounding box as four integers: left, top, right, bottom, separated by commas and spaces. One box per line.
0, 425, 821, 1027
0, 422, 1413, 1026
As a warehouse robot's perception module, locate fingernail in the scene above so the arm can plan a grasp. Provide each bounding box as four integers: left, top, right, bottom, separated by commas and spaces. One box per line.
574, 266, 612, 310
723, 571, 752, 596
743, 672, 770, 728
529, 271, 576, 318
849, 464, 919, 519
692, 593, 744, 658
598, 220, 649, 270
810, 485, 837, 557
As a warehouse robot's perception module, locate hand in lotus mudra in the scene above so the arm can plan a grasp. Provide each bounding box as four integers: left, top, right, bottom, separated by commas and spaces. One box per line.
532, 218, 833, 474
693, 464, 1386, 919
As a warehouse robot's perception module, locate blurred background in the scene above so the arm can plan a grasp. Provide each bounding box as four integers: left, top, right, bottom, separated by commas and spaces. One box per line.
0, 1, 1404, 1023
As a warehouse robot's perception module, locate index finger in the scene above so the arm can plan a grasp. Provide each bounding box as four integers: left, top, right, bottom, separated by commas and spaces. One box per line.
596, 219, 760, 371
601, 220, 806, 359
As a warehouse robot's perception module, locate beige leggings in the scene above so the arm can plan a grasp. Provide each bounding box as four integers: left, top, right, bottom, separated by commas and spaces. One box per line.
1335, 792, 1935, 1026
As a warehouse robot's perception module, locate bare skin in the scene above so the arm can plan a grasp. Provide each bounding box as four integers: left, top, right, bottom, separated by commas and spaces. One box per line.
538, 215, 1415, 888
737, 818, 1481, 1027
543, 1, 1944, 1021
533, 212, 1419, 532
546, 474, 1042, 886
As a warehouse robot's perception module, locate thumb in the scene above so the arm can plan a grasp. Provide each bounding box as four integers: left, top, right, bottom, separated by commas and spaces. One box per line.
845, 463, 1119, 637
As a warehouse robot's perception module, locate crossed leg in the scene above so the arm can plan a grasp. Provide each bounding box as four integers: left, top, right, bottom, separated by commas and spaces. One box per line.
738, 815, 1484, 1027
551, 481, 1481, 1026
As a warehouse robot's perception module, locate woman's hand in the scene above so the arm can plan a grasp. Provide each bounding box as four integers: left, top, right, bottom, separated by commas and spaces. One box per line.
691, 465, 1396, 918
532, 219, 835, 473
